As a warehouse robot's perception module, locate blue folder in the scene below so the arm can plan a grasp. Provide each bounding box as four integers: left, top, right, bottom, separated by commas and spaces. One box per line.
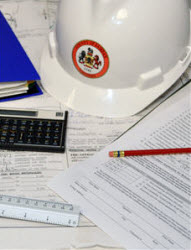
0, 11, 42, 101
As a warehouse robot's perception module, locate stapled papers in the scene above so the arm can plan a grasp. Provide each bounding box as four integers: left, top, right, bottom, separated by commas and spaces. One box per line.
0, 11, 42, 101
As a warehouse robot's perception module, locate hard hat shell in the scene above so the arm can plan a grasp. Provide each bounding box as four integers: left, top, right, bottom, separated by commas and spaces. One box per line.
41, 0, 191, 117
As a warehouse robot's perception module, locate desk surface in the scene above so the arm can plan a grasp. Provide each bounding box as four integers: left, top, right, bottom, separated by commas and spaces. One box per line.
0, 1, 190, 249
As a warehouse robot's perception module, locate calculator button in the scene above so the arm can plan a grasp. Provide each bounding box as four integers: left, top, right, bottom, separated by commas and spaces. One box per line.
47, 122, 52, 127
0, 113, 67, 152
2, 125, 9, 130
0, 136, 6, 143
9, 137, 15, 143
46, 127, 51, 132
44, 139, 50, 145
52, 139, 59, 146
54, 127, 59, 132
10, 131, 16, 136
35, 139, 41, 144
21, 120, 27, 125
55, 122, 60, 127
4, 119, 9, 125
20, 126, 26, 132
53, 135, 59, 139
27, 132, 34, 138
17, 140, 24, 143
45, 133, 50, 139
36, 126, 42, 132
29, 121, 35, 126
11, 125, 17, 131
28, 126, 33, 132
26, 138, 32, 144
36, 132, 42, 139
18, 132, 24, 140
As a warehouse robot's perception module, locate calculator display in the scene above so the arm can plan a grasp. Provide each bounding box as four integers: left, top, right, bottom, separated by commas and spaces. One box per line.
0, 110, 37, 117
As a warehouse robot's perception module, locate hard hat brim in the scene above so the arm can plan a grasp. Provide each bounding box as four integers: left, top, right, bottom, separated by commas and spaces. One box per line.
40, 42, 191, 118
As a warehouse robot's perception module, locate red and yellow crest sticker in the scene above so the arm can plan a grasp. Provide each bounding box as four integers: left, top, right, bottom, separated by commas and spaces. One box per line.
72, 40, 109, 78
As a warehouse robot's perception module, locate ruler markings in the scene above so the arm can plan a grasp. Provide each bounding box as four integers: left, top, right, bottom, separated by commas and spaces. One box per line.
0, 195, 80, 227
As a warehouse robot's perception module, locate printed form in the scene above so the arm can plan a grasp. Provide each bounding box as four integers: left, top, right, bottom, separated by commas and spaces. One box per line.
50, 83, 191, 250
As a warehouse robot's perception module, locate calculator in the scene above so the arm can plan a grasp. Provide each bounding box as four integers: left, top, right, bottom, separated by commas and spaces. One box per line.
0, 108, 68, 153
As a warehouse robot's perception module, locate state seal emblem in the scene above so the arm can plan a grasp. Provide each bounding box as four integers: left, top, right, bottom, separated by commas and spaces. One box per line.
72, 40, 109, 78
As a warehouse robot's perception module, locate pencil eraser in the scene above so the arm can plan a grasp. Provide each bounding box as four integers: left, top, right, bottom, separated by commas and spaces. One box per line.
109, 151, 113, 157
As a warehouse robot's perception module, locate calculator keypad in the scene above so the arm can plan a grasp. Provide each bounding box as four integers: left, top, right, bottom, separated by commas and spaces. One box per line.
0, 117, 67, 152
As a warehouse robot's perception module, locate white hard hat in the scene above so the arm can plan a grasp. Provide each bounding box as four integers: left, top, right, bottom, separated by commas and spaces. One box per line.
41, 0, 191, 117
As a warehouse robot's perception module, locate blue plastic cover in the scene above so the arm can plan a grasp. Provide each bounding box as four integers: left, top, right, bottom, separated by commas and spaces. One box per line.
0, 11, 40, 82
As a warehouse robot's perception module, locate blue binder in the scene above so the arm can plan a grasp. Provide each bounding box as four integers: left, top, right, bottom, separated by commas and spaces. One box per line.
0, 11, 42, 101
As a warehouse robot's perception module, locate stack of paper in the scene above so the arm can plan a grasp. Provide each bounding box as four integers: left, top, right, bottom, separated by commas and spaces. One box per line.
0, 81, 30, 98
0, 11, 42, 101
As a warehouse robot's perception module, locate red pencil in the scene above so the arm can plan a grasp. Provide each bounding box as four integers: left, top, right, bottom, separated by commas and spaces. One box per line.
109, 148, 191, 157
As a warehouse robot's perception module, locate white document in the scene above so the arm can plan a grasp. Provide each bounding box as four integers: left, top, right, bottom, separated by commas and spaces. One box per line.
50, 83, 191, 250
0, 151, 66, 199
0, 84, 28, 98
0, 85, 28, 94
0, 81, 27, 89
0, 90, 27, 98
